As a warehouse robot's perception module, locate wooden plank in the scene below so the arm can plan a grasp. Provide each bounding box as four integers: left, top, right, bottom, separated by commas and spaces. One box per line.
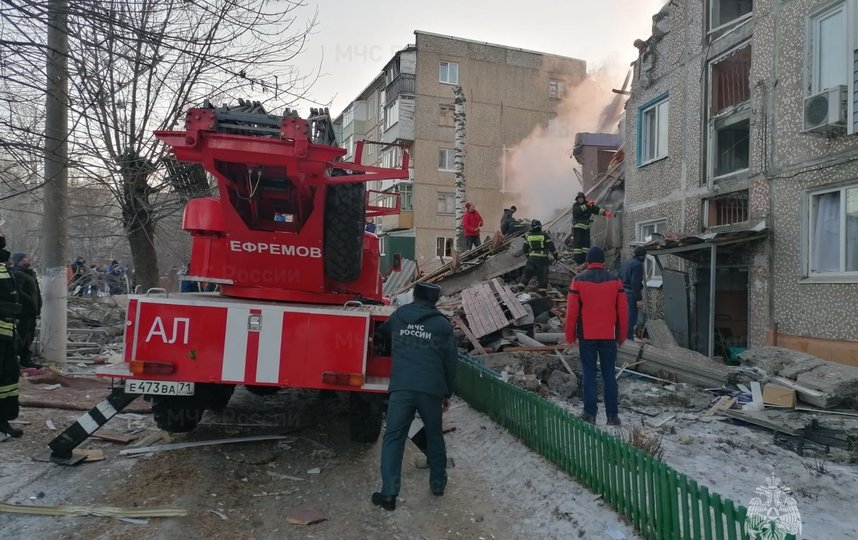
491, 278, 527, 320
464, 286, 492, 338
92, 429, 138, 444
460, 287, 486, 338
452, 315, 487, 355
703, 396, 736, 417
480, 282, 509, 331
719, 409, 804, 436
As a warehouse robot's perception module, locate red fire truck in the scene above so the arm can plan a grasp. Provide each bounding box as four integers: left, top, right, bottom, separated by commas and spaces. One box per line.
49, 102, 408, 462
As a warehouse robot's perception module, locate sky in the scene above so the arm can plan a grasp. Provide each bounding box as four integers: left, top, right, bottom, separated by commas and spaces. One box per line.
290, 0, 668, 115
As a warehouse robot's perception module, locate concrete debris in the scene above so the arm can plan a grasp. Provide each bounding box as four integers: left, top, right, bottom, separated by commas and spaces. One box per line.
546, 369, 578, 399
618, 341, 736, 388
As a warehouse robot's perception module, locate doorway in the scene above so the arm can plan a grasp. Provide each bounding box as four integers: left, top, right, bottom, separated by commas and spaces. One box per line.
695, 266, 749, 360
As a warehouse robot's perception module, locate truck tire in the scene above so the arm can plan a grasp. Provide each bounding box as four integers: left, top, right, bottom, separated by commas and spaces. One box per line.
203, 384, 235, 410
246, 385, 279, 396
324, 181, 365, 282
152, 396, 204, 433
349, 392, 384, 443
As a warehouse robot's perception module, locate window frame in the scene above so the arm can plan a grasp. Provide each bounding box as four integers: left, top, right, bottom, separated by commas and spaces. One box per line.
436, 191, 455, 215
549, 79, 566, 100
399, 182, 413, 211
809, 2, 848, 95
807, 0, 855, 135
802, 182, 858, 282
439, 104, 455, 127
636, 219, 668, 285
708, 0, 753, 34
439, 62, 459, 85
383, 98, 399, 131
709, 111, 751, 181
435, 236, 454, 257
637, 94, 670, 166
438, 148, 456, 172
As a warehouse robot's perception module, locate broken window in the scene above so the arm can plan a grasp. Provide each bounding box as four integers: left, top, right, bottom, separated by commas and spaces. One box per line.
711, 46, 751, 114
436, 237, 454, 257
807, 185, 858, 275
637, 219, 667, 283
710, 0, 752, 31
439, 105, 455, 127
712, 116, 750, 178
639, 97, 669, 164
436, 191, 455, 215
705, 190, 749, 227
549, 79, 565, 100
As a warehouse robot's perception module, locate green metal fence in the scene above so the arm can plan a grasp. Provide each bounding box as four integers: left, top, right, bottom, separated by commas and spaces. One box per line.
455, 356, 797, 540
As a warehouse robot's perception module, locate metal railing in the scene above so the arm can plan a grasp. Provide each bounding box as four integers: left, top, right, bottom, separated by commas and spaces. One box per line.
455, 356, 797, 540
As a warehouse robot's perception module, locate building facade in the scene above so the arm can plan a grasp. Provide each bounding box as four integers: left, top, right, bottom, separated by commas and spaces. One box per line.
624, 0, 858, 364
335, 31, 586, 272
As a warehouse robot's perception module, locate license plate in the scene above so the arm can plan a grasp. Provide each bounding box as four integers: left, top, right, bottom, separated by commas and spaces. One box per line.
125, 380, 195, 396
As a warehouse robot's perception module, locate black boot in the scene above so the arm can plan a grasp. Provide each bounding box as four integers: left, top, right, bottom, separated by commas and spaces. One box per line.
0, 420, 23, 438
19, 360, 42, 370
371, 492, 396, 511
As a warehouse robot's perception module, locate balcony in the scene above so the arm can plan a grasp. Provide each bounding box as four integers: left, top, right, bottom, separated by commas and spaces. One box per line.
385, 74, 415, 104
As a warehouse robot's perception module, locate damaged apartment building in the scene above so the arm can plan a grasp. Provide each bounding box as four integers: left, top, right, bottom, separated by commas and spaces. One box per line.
333, 31, 586, 272
624, 0, 858, 364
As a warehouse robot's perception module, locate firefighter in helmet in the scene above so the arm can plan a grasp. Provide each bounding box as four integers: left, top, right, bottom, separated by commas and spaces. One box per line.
571, 192, 612, 265
0, 236, 22, 438
516, 219, 558, 295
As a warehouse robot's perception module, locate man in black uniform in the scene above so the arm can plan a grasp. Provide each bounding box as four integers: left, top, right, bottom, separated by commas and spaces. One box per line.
618, 247, 647, 341
0, 238, 22, 438
372, 282, 458, 511
10, 253, 42, 369
571, 192, 612, 265
516, 219, 559, 295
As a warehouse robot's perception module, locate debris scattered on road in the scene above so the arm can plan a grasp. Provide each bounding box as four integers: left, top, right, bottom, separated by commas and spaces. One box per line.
119, 435, 289, 456
208, 509, 229, 521
46, 419, 56, 431
286, 506, 327, 526
0, 501, 187, 518
306, 467, 321, 474
266, 471, 304, 481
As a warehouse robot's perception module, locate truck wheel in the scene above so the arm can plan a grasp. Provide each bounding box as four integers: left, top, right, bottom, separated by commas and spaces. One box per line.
152, 396, 204, 433
324, 181, 366, 282
349, 392, 384, 443
202, 384, 235, 410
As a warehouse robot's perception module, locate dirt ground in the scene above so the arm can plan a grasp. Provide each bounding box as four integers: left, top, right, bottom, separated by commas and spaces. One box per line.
0, 386, 639, 540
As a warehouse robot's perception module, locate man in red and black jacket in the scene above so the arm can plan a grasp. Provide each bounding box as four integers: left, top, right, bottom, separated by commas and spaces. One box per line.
564, 246, 628, 426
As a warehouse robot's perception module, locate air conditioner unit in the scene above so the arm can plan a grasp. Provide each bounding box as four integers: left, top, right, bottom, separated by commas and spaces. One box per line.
803, 85, 848, 134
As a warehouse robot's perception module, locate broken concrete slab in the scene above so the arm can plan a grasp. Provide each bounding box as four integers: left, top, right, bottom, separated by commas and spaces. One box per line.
644, 319, 678, 349
546, 370, 578, 399
738, 347, 827, 379
796, 363, 858, 409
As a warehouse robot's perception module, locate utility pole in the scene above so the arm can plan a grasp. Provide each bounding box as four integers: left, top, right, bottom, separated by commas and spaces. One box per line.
41, 0, 69, 363
453, 85, 466, 252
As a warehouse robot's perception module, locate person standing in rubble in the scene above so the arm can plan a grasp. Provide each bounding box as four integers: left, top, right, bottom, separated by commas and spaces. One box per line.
564, 246, 628, 426
516, 219, 559, 296
10, 253, 41, 369
571, 192, 612, 265
500, 205, 518, 235
372, 282, 457, 511
0, 237, 22, 438
462, 202, 484, 250
618, 247, 647, 341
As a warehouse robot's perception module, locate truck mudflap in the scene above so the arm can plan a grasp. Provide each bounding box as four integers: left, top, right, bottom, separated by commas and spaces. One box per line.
46, 386, 138, 464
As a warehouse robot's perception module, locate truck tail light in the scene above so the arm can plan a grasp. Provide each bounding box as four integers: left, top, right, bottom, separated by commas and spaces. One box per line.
321, 372, 364, 387
130, 361, 175, 376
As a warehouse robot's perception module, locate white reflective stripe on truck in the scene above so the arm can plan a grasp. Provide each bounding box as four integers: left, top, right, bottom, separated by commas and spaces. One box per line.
222, 308, 250, 382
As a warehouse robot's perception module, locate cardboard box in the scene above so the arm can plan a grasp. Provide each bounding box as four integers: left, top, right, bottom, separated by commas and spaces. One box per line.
763, 384, 796, 408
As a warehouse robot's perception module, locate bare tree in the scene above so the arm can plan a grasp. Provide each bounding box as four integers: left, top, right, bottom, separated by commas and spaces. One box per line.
1, 0, 319, 289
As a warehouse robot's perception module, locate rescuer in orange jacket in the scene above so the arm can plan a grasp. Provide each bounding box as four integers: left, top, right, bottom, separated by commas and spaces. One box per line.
462, 202, 484, 250
564, 246, 628, 426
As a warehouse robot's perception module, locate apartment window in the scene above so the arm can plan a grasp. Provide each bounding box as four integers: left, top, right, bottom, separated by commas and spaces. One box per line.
437, 192, 455, 215
637, 220, 667, 282
439, 105, 455, 127
343, 136, 354, 158
399, 182, 413, 211
705, 190, 749, 227
343, 108, 354, 127
709, 0, 752, 31
549, 79, 566, 100
384, 99, 399, 130
712, 116, 750, 178
810, 3, 848, 94
638, 96, 669, 165
379, 89, 385, 118
807, 184, 858, 276
439, 62, 459, 85
368, 97, 375, 120
711, 46, 751, 114
436, 237, 454, 257
438, 148, 456, 171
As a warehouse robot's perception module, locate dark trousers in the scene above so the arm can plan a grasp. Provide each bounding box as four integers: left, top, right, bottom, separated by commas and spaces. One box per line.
0, 339, 19, 422
572, 227, 591, 264
579, 339, 618, 418
626, 293, 639, 340
519, 257, 550, 291
17, 316, 36, 365
380, 390, 447, 496
465, 235, 481, 250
